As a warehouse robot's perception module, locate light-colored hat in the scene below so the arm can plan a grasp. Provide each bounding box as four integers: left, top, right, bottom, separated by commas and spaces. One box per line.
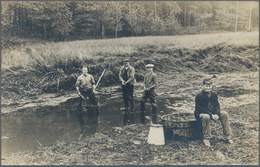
123, 59, 130, 62
145, 64, 154, 68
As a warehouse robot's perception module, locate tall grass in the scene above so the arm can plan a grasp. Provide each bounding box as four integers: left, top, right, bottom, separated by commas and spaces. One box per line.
1, 31, 258, 70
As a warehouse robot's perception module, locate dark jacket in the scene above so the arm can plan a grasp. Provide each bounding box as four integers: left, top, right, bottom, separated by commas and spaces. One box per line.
194, 90, 220, 120
119, 65, 136, 85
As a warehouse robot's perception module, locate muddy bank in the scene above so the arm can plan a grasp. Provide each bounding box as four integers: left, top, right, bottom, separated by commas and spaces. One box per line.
1, 41, 259, 165
1, 45, 258, 104
2, 71, 258, 115
1, 69, 259, 165
2, 101, 258, 165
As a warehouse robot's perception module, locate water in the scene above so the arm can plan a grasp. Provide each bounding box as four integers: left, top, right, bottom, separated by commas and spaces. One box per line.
1, 96, 173, 156
2, 85, 252, 156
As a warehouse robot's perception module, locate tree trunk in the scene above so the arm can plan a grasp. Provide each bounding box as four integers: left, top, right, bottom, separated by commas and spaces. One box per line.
154, 1, 157, 35
248, 2, 253, 31
101, 22, 105, 39
184, 2, 187, 28
115, 2, 118, 38
188, 12, 191, 33
43, 22, 47, 39
115, 24, 118, 38
235, 1, 239, 32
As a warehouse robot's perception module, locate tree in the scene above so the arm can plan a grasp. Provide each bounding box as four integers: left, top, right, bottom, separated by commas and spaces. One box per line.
125, 2, 147, 36
113, 2, 126, 38
248, 1, 253, 31
189, 1, 213, 33
20, 1, 74, 39
1, 2, 14, 40
164, 2, 182, 35
214, 1, 236, 31
73, 2, 97, 37
235, 1, 239, 32
90, 2, 115, 38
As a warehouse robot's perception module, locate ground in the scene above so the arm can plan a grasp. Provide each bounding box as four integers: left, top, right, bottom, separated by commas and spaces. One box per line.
1, 71, 258, 165
1, 33, 259, 165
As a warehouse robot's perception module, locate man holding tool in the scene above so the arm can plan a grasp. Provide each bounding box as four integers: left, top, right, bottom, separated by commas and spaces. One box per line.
76, 66, 101, 116
141, 64, 158, 124
119, 59, 136, 114
194, 78, 233, 147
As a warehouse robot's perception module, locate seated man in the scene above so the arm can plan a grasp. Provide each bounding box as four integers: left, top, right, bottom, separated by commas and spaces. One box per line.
194, 78, 233, 147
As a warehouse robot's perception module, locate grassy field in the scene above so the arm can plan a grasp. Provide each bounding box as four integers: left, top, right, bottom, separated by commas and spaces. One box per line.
1, 31, 258, 70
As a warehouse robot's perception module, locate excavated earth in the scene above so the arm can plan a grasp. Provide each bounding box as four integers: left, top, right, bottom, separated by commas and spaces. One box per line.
1, 45, 259, 165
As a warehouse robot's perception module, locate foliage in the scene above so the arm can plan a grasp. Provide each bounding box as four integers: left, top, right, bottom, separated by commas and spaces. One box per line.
1, 1, 258, 44
125, 2, 147, 36
21, 2, 74, 38
189, 1, 213, 32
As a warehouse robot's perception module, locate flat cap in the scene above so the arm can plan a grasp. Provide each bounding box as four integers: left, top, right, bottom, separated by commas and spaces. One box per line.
145, 64, 154, 68
123, 59, 130, 62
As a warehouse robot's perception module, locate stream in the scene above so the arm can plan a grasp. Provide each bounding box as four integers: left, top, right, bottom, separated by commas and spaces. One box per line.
1, 84, 257, 156
1, 95, 178, 156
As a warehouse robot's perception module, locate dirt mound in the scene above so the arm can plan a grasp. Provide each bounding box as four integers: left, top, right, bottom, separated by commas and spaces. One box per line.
1, 45, 259, 101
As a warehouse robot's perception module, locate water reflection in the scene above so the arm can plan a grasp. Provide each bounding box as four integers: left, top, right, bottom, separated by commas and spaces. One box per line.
1, 96, 177, 156
78, 107, 99, 140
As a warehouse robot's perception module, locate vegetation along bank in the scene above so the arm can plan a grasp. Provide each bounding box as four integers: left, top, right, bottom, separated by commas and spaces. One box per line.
1, 32, 258, 105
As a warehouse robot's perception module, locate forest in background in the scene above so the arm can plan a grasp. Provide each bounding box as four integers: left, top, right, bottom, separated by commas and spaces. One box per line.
1, 1, 259, 48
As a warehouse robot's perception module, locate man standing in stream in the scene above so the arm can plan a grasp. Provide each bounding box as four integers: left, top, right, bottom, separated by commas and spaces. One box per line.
119, 59, 136, 114
194, 78, 233, 147
76, 66, 99, 117
141, 64, 158, 124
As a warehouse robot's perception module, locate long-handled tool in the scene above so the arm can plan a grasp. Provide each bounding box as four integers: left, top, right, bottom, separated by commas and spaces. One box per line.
94, 69, 106, 90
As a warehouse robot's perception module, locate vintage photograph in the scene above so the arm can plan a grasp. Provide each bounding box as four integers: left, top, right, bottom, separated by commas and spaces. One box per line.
1, 1, 259, 165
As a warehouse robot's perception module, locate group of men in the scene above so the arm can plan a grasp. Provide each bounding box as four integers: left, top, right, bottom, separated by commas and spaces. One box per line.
75, 59, 233, 147
118, 59, 158, 123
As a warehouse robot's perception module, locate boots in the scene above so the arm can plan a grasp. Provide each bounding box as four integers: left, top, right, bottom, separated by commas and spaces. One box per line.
125, 106, 129, 114
95, 106, 100, 115
152, 105, 157, 124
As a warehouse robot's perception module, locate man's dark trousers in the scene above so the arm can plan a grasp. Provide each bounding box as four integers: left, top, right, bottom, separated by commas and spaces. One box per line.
77, 89, 99, 115
141, 88, 157, 123
122, 83, 134, 113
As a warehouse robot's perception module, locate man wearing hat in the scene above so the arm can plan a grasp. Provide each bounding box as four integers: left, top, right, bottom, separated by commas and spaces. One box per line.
194, 78, 233, 147
119, 59, 136, 114
141, 64, 158, 123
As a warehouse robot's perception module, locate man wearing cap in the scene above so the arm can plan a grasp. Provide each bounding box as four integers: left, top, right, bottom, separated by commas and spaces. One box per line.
119, 59, 136, 114
141, 64, 158, 123
194, 78, 233, 147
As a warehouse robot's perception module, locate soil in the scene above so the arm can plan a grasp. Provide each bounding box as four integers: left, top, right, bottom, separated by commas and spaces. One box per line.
1, 103, 258, 165
1, 44, 259, 165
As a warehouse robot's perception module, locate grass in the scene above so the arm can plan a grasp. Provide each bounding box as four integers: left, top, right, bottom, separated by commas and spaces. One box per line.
1, 31, 258, 100
1, 31, 258, 71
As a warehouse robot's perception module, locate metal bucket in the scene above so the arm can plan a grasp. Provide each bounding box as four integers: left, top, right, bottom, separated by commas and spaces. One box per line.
147, 123, 165, 145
